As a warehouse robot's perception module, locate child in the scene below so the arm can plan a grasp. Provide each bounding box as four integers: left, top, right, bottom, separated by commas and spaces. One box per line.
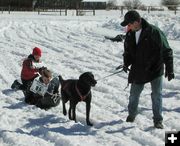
11, 47, 44, 92
25, 68, 61, 110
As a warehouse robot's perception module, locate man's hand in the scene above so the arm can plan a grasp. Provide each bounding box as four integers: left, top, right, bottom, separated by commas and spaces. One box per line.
39, 66, 47, 75
116, 65, 129, 73
123, 65, 129, 73
165, 72, 174, 81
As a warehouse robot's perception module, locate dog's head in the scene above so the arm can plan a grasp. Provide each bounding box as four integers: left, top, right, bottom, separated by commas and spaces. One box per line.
79, 72, 97, 87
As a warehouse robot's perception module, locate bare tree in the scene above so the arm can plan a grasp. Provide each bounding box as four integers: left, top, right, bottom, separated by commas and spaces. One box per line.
123, 0, 142, 9
133, 0, 141, 9
123, 0, 132, 9
161, 0, 180, 10
107, 0, 117, 9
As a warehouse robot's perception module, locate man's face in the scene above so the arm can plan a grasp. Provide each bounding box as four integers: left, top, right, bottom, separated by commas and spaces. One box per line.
127, 21, 141, 32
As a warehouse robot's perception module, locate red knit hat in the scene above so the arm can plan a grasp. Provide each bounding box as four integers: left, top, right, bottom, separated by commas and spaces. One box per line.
32, 47, 42, 57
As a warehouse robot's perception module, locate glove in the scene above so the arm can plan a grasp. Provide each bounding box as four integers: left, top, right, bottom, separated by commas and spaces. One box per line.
165, 72, 174, 81
39, 66, 47, 74
116, 65, 129, 73
123, 65, 129, 73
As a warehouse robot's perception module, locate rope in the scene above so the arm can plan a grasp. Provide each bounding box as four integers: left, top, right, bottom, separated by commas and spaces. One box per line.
97, 69, 124, 81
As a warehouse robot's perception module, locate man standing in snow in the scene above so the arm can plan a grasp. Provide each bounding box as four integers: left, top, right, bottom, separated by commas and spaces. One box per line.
116, 10, 174, 129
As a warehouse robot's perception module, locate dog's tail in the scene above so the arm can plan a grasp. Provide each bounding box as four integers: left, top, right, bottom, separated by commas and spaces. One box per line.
58, 75, 64, 85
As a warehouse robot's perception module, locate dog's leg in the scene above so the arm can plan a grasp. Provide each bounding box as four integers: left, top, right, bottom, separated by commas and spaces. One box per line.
72, 103, 77, 123
69, 101, 77, 123
68, 101, 73, 120
62, 93, 68, 116
86, 100, 93, 126
62, 101, 67, 116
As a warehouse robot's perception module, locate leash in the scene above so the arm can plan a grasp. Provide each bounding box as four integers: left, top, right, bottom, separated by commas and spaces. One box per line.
97, 69, 124, 81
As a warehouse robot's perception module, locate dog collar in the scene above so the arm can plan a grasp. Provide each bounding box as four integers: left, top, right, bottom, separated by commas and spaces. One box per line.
75, 82, 90, 101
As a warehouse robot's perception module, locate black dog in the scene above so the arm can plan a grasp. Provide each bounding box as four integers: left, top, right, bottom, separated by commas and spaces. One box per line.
59, 72, 97, 126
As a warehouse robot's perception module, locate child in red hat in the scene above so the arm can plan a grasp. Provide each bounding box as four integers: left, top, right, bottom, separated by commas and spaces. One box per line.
11, 47, 45, 93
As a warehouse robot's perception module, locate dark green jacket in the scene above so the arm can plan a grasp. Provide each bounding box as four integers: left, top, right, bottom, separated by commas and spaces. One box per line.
123, 18, 173, 84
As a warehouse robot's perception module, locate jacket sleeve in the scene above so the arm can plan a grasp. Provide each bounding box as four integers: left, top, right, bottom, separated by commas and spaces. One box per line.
123, 33, 133, 67
23, 59, 39, 73
153, 29, 174, 74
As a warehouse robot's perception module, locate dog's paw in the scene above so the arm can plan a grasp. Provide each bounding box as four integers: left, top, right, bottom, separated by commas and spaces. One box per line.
63, 110, 67, 116
87, 121, 93, 126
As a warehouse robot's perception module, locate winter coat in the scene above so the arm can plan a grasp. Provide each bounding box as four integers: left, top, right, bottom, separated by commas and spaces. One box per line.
123, 18, 173, 84
21, 54, 40, 80
25, 76, 61, 109
36, 77, 61, 109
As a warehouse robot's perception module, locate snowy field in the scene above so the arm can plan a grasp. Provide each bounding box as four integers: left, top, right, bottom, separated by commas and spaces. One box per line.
0, 10, 180, 146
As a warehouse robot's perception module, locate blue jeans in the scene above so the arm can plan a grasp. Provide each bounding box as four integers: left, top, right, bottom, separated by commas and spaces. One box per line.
128, 76, 163, 122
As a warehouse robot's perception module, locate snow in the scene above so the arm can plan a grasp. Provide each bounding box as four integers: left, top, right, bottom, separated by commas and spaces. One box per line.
0, 10, 180, 146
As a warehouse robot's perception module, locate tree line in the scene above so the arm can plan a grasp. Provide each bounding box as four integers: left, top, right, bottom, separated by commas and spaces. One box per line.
108, 0, 180, 10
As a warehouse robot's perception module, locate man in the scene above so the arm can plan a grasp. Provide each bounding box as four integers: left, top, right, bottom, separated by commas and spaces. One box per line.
116, 10, 174, 129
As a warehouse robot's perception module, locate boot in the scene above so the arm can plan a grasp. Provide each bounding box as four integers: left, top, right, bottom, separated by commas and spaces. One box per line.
154, 121, 164, 129
11, 80, 21, 90
126, 115, 135, 122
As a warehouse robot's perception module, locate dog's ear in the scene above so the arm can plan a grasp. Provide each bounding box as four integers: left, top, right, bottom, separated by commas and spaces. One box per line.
79, 72, 97, 86
79, 72, 92, 80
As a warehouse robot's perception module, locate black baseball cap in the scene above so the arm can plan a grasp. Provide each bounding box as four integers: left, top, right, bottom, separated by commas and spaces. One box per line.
121, 10, 141, 26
